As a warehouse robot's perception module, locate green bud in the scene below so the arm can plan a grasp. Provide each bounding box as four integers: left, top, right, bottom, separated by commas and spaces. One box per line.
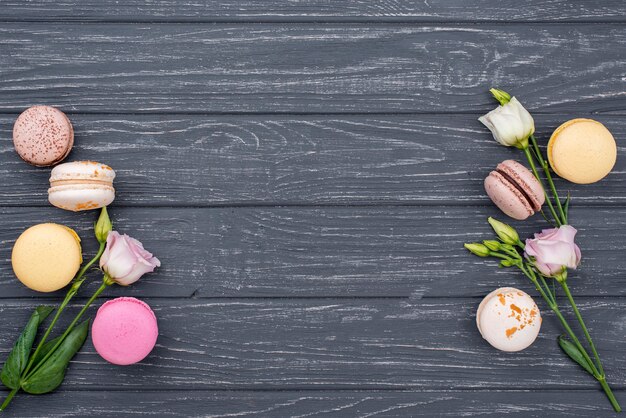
482, 240, 501, 251
464, 243, 491, 257
499, 259, 516, 268
487, 217, 519, 245
489, 88, 512, 105
94, 206, 112, 244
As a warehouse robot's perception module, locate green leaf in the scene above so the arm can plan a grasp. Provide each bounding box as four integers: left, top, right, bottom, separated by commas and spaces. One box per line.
562, 193, 571, 223
21, 320, 90, 395
30, 336, 63, 367
558, 335, 594, 375
0, 306, 54, 389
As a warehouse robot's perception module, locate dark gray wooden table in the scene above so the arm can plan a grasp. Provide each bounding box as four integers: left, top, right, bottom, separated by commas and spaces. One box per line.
1, 1, 625, 416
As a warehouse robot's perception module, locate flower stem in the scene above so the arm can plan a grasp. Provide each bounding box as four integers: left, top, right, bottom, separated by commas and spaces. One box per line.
537, 274, 556, 305
517, 264, 599, 377
22, 242, 106, 377
599, 377, 622, 412
24, 279, 111, 380
522, 147, 561, 226
559, 280, 605, 375
529, 135, 567, 225
0, 388, 18, 411
74, 242, 107, 285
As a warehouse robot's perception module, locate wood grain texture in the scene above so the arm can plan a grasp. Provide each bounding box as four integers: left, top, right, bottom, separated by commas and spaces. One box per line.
1, 24, 625, 114
0, 298, 624, 390
0, 114, 625, 206
0, 206, 625, 298
0, 1, 624, 22
0, 389, 622, 417
1, 0, 626, 415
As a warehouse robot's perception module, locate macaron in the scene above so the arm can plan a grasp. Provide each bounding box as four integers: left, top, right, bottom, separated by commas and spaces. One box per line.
476, 287, 541, 352
92, 297, 158, 365
48, 161, 116, 211
484, 160, 545, 220
12, 223, 82, 292
548, 118, 616, 184
13, 105, 74, 166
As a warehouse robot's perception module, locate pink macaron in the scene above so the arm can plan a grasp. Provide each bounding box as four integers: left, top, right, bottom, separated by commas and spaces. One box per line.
92, 297, 158, 365
13, 106, 74, 167
484, 160, 545, 220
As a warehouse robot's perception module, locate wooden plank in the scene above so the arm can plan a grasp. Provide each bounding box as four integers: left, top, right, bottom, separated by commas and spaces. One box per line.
0, 389, 622, 417
1, 24, 625, 114
0, 206, 625, 298
0, 1, 624, 22
0, 114, 625, 206
0, 298, 624, 389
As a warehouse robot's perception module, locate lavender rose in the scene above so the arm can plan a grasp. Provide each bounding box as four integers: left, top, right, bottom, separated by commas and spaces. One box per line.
524, 225, 581, 278
100, 231, 161, 285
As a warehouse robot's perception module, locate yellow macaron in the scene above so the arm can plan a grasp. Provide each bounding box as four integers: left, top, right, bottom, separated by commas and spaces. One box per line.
12, 223, 82, 292
547, 118, 616, 184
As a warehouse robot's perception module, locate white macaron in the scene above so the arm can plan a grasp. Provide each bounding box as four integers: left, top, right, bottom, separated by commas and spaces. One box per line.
476, 287, 541, 352
48, 161, 116, 211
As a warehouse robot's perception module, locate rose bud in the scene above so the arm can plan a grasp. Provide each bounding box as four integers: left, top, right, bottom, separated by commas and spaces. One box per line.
464, 243, 491, 257
100, 231, 161, 286
524, 225, 581, 280
478, 95, 535, 149
94, 206, 113, 244
487, 217, 520, 246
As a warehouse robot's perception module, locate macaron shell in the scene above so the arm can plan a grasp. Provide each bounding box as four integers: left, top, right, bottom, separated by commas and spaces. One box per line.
484, 172, 533, 220
48, 161, 116, 211
13, 106, 74, 166
92, 297, 158, 365
50, 161, 116, 184
476, 287, 541, 352
11, 223, 82, 292
497, 160, 545, 210
548, 118, 616, 184
48, 184, 115, 211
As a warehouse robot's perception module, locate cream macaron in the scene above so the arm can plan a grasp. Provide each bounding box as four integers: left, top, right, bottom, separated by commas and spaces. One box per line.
12, 223, 82, 292
48, 161, 116, 211
476, 287, 541, 352
548, 118, 616, 184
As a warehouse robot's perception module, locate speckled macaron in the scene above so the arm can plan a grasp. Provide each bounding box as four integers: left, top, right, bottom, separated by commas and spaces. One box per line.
548, 118, 616, 184
48, 161, 116, 211
476, 287, 542, 352
13, 106, 74, 167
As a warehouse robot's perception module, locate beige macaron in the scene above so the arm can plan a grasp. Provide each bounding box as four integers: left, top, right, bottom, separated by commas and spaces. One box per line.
48, 161, 116, 211
12, 223, 82, 292
476, 287, 541, 352
548, 118, 616, 184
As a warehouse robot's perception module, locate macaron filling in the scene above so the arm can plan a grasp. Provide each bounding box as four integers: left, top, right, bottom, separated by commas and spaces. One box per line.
494, 167, 540, 211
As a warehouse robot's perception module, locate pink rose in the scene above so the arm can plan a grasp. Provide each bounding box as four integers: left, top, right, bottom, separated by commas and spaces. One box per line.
524, 225, 581, 277
100, 231, 161, 285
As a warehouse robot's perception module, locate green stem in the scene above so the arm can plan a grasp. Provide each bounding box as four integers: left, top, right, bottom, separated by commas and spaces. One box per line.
529, 135, 567, 225
537, 274, 556, 305
74, 242, 107, 284
22, 242, 106, 377
523, 147, 561, 226
489, 252, 513, 261
24, 279, 111, 380
599, 377, 622, 413
560, 280, 604, 375
551, 308, 600, 377
517, 264, 600, 377
0, 388, 18, 411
